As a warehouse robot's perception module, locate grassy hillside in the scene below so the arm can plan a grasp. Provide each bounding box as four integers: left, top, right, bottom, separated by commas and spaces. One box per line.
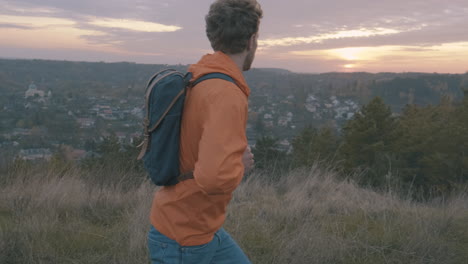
1, 165, 467, 263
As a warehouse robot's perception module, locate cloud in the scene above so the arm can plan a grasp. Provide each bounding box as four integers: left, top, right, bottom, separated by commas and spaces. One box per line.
0, 14, 109, 52
258, 0, 468, 50
88, 18, 181, 33
0, 15, 74, 28
0, 0, 186, 24
0, 23, 33, 29
259, 27, 405, 49
1, 0, 468, 73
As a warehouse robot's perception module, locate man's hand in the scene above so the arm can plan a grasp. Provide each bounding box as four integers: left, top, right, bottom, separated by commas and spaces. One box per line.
242, 146, 254, 173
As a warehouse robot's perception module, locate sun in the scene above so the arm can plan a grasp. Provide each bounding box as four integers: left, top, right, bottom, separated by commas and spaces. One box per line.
344, 64, 355, 69
330, 47, 366, 61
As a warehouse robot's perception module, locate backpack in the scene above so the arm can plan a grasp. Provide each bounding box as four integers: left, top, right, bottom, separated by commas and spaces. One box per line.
137, 69, 236, 186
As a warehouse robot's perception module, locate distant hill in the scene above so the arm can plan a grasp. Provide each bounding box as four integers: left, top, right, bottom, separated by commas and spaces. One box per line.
256, 68, 292, 74
1, 58, 466, 111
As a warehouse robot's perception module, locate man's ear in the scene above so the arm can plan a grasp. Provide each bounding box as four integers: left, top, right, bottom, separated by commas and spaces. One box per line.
247, 33, 257, 51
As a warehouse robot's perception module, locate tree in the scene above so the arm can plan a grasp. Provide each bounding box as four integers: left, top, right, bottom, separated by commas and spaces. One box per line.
454, 79, 468, 185
292, 126, 339, 168
81, 134, 144, 177
252, 136, 285, 170
394, 94, 467, 196
97, 134, 120, 155
340, 97, 400, 187
254, 116, 265, 136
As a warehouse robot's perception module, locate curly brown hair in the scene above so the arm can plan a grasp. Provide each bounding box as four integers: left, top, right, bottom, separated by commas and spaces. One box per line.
205, 0, 263, 54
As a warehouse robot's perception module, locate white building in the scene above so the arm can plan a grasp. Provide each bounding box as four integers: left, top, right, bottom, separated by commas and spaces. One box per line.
278, 117, 289, 127
18, 148, 52, 161
77, 118, 96, 128
25, 82, 45, 99
306, 94, 318, 103
305, 104, 317, 113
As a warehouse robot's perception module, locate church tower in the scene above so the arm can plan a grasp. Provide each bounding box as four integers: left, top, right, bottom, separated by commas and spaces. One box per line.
25, 82, 45, 99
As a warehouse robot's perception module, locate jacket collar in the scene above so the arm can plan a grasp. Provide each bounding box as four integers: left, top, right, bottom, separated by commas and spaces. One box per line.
188, 51, 250, 97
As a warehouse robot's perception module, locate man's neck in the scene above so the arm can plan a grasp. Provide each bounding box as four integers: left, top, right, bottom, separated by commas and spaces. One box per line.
226, 52, 247, 72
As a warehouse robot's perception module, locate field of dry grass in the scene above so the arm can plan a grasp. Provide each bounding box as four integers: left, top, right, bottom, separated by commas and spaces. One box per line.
1, 164, 467, 263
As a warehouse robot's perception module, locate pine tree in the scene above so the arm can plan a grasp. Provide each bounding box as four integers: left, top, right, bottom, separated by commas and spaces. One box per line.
252, 136, 285, 170
98, 134, 121, 155
340, 97, 400, 187
456, 77, 468, 184
292, 126, 339, 167
395, 96, 461, 195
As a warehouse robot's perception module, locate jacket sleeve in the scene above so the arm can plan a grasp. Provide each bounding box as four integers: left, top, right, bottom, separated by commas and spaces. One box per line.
193, 86, 248, 195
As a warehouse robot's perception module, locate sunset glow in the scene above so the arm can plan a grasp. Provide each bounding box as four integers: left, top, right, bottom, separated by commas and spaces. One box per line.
329, 47, 368, 61
290, 42, 468, 72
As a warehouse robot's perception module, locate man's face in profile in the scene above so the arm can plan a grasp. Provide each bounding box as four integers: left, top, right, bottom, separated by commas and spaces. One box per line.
243, 32, 258, 71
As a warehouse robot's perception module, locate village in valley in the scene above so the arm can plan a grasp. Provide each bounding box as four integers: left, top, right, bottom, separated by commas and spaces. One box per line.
1, 59, 464, 165
1, 73, 362, 163
2, 80, 145, 163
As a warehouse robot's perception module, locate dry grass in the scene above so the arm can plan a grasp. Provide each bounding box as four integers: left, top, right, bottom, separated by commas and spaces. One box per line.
1, 165, 467, 263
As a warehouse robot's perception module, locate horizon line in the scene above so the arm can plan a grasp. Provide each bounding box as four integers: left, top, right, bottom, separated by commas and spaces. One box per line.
0, 56, 466, 75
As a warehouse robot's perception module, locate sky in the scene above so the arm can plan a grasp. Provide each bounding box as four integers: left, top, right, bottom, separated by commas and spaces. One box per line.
0, 0, 467, 73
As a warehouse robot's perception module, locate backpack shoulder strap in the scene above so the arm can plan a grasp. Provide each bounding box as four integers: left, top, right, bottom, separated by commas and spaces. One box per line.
175, 72, 238, 181
191, 72, 237, 87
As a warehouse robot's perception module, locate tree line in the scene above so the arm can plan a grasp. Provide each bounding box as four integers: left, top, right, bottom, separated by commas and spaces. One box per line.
9, 72, 467, 198
254, 85, 468, 197
67, 85, 468, 197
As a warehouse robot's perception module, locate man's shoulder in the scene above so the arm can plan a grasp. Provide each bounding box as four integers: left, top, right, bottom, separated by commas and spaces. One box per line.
197, 78, 246, 101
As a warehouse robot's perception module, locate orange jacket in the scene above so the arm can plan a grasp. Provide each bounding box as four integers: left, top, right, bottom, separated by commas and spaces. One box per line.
150, 51, 250, 246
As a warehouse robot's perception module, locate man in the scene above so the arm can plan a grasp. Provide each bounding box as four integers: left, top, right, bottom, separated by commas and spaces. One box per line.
147, 0, 262, 263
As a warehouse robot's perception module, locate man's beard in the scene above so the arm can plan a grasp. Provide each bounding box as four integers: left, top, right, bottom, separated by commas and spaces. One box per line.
242, 48, 255, 71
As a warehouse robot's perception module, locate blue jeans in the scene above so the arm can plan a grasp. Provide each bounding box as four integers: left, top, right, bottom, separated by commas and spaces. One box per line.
148, 226, 251, 264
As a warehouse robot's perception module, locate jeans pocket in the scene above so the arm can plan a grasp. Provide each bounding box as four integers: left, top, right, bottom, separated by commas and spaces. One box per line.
185, 241, 211, 251
178, 237, 218, 264
183, 235, 218, 253
148, 231, 168, 263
